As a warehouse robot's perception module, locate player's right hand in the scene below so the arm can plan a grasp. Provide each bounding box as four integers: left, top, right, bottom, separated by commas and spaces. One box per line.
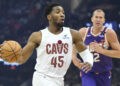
81, 62, 92, 73
0, 41, 7, 59
0, 44, 3, 59
76, 62, 84, 70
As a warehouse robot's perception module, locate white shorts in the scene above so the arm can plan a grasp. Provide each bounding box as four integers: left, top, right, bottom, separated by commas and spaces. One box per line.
32, 71, 64, 86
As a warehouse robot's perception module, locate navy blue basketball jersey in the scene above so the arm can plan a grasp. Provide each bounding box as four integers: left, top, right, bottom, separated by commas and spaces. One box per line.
84, 27, 112, 73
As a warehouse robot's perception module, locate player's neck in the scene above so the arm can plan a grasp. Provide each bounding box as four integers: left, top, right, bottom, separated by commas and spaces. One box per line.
91, 26, 104, 35
48, 25, 63, 34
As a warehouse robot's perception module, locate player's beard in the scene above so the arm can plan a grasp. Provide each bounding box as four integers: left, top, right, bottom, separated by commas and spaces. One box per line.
57, 22, 64, 28
52, 17, 64, 29
54, 22, 64, 29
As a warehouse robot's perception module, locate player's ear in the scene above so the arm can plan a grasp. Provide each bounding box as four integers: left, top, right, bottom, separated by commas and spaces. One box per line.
47, 15, 51, 21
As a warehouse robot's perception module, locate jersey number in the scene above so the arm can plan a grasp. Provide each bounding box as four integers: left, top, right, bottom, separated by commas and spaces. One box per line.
93, 53, 100, 62
51, 56, 64, 68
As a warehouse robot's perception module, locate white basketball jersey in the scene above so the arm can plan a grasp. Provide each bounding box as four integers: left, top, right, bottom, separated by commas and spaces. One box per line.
35, 27, 72, 78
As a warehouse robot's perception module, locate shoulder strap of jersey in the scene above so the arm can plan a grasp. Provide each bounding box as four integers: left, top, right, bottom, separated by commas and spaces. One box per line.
88, 27, 91, 34
101, 27, 107, 35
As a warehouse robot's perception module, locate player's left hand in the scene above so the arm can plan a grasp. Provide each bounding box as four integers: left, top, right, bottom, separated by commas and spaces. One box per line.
90, 41, 103, 53
82, 62, 92, 73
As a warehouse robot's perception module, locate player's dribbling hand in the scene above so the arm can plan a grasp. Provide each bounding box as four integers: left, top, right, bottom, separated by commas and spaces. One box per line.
0, 41, 7, 59
81, 62, 92, 73
76, 62, 85, 70
0, 44, 3, 59
0, 46, 1, 59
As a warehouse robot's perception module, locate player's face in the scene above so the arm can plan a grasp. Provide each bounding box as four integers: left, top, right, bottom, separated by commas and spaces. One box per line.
49, 6, 65, 27
91, 11, 105, 28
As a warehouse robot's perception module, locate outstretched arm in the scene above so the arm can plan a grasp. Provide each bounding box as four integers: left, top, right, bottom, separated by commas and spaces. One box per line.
17, 31, 41, 64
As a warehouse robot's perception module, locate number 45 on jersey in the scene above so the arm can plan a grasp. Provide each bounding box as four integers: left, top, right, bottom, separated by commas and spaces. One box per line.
51, 56, 64, 68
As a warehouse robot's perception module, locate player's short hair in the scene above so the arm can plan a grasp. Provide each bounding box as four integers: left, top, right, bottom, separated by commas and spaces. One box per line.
92, 9, 105, 17
45, 3, 61, 19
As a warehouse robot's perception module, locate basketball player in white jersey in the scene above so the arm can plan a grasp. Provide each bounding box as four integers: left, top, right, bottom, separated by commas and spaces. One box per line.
0, 3, 93, 86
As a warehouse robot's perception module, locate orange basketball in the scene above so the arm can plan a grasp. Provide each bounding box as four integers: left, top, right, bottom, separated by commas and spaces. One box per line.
1, 40, 22, 63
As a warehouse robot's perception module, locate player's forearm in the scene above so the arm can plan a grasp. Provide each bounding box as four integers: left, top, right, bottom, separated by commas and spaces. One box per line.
17, 46, 34, 64
72, 56, 81, 67
72, 44, 81, 67
100, 49, 120, 58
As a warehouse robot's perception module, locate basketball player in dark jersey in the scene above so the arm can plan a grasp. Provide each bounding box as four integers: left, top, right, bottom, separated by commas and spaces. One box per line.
73, 9, 120, 86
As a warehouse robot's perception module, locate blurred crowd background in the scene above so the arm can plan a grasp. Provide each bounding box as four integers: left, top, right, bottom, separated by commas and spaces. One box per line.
0, 0, 120, 86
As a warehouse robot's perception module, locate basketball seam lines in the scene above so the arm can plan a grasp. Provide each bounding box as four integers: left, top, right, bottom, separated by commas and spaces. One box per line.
1, 47, 21, 53
6, 42, 17, 62
1, 42, 18, 52
1, 48, 17, 52
1, 48, 21, 58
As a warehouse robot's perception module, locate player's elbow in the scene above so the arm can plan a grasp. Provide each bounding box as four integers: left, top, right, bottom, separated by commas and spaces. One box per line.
17, 56, 26, 65
117, 50, 120, 58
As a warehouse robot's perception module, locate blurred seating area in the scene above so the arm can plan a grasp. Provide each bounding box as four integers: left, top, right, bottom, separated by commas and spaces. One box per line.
0, 0, 120, 86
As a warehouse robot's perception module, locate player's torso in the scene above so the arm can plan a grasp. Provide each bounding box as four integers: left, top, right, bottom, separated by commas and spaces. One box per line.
35, 27, 72, 77
84, 27, 112, 73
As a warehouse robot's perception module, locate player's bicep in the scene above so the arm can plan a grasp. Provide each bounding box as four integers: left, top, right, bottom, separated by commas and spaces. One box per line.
72, 44, 77, 60
26, 33, 38, 49
27, 34, 38, 48
23, 32, 41, 53
107, 30, 120, 50
71, 29, 86, 52
110, 41, 120, 50
79, 27, 87, 38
